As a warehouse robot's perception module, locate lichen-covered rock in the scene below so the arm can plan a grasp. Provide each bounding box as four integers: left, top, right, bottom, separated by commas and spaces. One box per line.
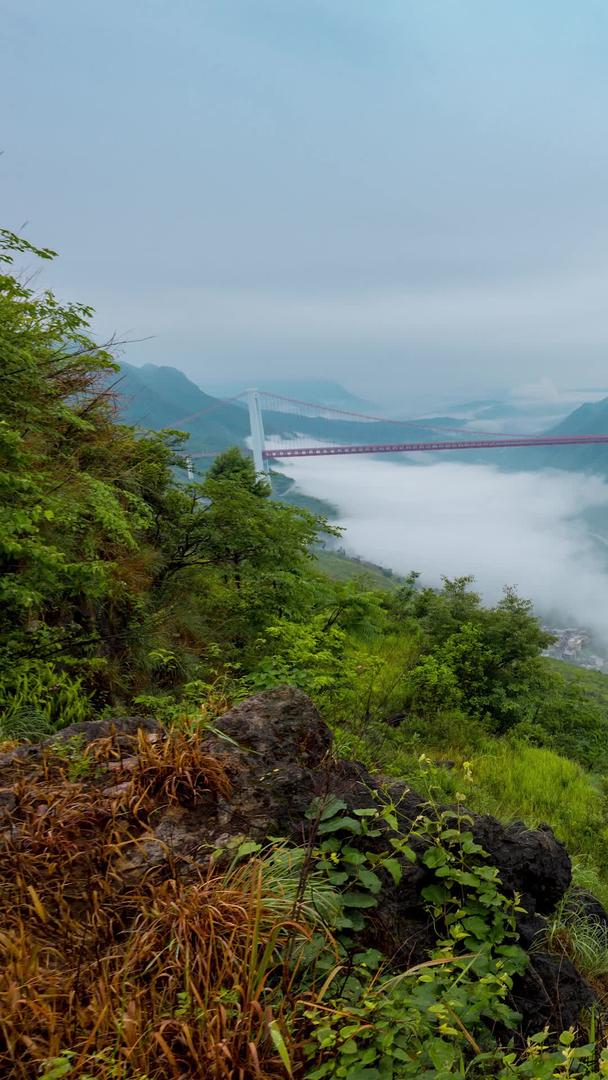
207, 687, 332, 770
192, 687, 334, 845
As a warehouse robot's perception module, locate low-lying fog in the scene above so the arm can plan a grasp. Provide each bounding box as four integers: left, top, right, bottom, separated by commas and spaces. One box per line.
280, 456, 608, 641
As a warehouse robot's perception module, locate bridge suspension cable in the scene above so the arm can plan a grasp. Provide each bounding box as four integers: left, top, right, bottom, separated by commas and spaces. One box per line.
255, 391, 526, 439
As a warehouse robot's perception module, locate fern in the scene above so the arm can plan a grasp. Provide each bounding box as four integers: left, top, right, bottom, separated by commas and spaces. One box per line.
0, 705, 54, 742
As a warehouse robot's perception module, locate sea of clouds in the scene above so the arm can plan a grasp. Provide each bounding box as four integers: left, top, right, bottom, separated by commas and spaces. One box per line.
280, 455, 608, 640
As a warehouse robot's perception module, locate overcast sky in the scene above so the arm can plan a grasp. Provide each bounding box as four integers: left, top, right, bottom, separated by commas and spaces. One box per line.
4, 1, 608, 405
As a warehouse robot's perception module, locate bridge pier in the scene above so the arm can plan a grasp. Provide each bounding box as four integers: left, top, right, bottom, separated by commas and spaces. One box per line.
247, 389, 270, 474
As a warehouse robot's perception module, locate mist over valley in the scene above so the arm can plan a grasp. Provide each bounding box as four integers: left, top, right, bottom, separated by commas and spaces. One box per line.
280, 453, 608, 653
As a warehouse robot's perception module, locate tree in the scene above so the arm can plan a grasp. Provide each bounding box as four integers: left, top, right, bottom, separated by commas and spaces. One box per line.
0, 230, 342, 723
404, 578, 553, 731
206, 445, 270, 496
149, 449, 336, 667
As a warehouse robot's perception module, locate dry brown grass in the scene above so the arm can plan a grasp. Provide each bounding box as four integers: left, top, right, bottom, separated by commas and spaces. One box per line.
128, 729, 233, 809
0, 729, 316, 1079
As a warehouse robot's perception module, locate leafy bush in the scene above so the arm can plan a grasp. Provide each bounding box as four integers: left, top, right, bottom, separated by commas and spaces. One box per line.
241, 618, 349, 698
304, 795, 608, 1078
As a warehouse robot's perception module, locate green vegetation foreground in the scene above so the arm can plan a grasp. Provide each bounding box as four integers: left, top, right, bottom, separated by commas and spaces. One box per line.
4, 230, 608, 1076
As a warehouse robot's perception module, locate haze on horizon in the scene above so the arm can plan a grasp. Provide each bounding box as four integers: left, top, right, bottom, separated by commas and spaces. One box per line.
4, 1, 608, 408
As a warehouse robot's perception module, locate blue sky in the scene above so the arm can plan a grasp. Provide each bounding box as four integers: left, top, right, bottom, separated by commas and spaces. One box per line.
4, 1, 608, 405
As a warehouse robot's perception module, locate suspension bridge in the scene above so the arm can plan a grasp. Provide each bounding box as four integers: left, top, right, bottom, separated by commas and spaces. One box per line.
180, 389, 608, 474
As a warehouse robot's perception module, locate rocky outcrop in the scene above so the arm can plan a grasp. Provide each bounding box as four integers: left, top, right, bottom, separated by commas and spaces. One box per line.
0, 686, 598, 1036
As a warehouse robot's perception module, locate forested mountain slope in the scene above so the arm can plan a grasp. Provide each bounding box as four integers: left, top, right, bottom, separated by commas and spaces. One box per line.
199, 375, 376, 411
118, 361, 251, 451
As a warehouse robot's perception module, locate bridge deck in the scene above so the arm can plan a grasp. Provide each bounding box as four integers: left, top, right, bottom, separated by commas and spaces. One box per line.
262, 435, 608, 459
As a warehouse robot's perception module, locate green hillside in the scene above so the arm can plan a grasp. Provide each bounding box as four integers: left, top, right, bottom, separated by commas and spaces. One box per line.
547, 656, 608, 710
315, 548, 403, 589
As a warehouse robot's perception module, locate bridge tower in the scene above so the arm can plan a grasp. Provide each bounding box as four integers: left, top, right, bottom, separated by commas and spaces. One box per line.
246, 388, 269, 474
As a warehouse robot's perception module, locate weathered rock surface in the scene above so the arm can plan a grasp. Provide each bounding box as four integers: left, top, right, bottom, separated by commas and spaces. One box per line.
0, 686, 595, 1036
472, 817, 571, 915
513, 953, 595, 1035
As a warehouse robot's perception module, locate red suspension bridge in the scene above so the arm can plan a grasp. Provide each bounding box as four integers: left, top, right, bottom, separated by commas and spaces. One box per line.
263, 434, 608, 459
181, 390, 608, 472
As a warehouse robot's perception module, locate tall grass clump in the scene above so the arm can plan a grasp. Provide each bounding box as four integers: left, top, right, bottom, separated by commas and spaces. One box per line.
0, 729, 336, 1079
465, 744, 608, 867
539, 893, 608, 990
571, 855, 608, 913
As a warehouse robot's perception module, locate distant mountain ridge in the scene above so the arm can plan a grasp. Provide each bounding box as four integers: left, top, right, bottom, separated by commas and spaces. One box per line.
198, 377, 376, 413
551, 397, 608, 436
504, 396, 608, 474
543, 396, 608, 473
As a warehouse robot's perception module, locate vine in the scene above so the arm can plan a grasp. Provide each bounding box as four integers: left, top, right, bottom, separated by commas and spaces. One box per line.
303, 793, 607, 1078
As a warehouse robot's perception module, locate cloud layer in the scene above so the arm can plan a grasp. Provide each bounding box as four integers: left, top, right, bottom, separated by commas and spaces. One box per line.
281, 456, 608, 638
